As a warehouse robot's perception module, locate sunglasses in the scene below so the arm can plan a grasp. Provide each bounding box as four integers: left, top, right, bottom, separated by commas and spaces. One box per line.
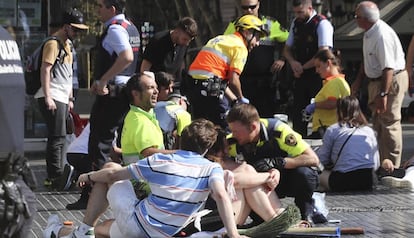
241, 4, 257, 10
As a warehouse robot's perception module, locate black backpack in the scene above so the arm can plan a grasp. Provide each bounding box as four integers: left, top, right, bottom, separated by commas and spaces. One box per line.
24, 36, 67, 95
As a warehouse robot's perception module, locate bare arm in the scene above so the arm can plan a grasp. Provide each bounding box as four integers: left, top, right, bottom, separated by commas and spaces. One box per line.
375, 68, 393, 114
78, 163, 132, 185
210, 180, 244, 238
284, 147, 320, 169
407, 36, 414, 97
406, 35, 414, 81
91, 49, 133, 94
315, 99, 337, 110
351, 62, 365, 96
40, 62, 56, 110
231, 162, 279, 190
141, 147, 176, 158
140, 59, 152, 73
302, 46, 330, 70
227, 71, 244, 100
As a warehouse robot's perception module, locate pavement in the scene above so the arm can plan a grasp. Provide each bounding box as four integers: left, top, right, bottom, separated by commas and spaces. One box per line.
28, 123, 414, 238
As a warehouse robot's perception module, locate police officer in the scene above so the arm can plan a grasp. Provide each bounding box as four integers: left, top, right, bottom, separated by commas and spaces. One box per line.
283, 0, 334, 137
88, 0, 140, 168
188, 15, 268, 129
226, 104, 327, 224
224, 0, 289, 117
0, 25, 36, 238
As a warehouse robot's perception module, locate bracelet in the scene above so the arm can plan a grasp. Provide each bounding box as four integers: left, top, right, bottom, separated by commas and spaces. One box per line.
69, 97, 75, 102
87, 173, 95, 184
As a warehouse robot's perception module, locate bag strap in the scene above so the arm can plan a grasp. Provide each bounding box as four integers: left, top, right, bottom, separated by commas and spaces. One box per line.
331, 127, 357, 169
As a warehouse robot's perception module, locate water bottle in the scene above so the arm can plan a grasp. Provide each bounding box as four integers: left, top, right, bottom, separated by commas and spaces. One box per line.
61, 220, 75, 236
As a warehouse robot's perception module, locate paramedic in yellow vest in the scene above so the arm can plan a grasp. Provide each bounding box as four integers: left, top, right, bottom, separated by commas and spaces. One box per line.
224, 0, 289, 117
188, 15, 268, 129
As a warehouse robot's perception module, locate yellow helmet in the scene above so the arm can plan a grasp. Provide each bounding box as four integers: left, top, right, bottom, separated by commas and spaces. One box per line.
234, 15, 269, 37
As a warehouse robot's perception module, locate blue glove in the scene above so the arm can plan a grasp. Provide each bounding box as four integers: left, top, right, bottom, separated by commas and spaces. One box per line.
305, 103, 316, 114
239, 97, 250, 104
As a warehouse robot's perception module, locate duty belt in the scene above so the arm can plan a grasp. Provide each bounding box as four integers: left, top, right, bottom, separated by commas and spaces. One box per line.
193, 76, 227, 97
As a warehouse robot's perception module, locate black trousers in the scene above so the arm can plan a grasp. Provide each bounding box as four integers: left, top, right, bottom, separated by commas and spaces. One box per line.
276, 166, 319, 220
38, 98, 68, 179
188, 80, 230, 129
67, 153, 92, 201
241, 74, 277, 118
88, 90, 129, 170
291, 70, 322, 137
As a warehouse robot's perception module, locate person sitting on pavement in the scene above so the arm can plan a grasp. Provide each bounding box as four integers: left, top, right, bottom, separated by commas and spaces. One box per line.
64, 123, 91, 210
154, 71, 191, 150
154, 71, 174, 101
179, 127, 301, 236
207, 127, 284, 225
154, 91, 192, 150
120, 71, 173, 165
317, 96, 380, 192
226, 103, 327, 224
303, 49, 350, 139
382, 155, 414, 191
43, 118, 249, 238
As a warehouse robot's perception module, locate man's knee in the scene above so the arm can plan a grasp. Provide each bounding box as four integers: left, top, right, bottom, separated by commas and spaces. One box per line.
291, 167, 319, 191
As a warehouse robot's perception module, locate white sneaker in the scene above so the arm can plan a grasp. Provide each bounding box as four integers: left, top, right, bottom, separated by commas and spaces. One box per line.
43, 214, 63, 238
72, 227, 95, 238
382, 176, 413, 189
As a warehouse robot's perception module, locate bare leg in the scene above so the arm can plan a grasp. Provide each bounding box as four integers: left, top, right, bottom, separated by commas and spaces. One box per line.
95, 219, 114, 238
232, 189, 251, 225
244, 186, 282, 222
82, 162, 121, 226
318, 170, 331, 191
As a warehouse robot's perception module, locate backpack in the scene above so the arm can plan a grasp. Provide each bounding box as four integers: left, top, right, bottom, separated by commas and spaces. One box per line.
0, 152, 35, 237
24, 36, 66, 95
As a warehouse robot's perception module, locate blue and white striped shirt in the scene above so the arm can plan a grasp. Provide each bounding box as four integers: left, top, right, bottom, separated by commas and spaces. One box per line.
127, 150, 224, 237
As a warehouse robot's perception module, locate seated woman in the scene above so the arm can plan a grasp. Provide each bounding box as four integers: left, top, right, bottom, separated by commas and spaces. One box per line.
317, 96, 380, 192
304, 49, 350, 138
206, 128, 283, 225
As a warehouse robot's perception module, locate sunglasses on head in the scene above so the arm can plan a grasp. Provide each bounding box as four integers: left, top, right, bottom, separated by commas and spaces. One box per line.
241, 4, 257, 10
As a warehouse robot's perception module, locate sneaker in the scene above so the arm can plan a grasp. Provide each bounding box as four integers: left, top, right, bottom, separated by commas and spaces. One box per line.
44, 178, 53, 187
72, 227, 95, 238
381, 176, 413, 189
43, 214, 63, 238
377, 167, 405, 179
58, 164, 75, 191
66, 199, 88, 210
309, 211, 328, 224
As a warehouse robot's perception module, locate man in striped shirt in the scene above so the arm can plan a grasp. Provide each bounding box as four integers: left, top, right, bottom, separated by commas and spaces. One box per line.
47, 119, 246, 238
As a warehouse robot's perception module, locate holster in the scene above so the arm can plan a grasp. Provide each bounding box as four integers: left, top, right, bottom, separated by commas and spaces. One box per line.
108, 83, 126, 98
198, 76, 227, 97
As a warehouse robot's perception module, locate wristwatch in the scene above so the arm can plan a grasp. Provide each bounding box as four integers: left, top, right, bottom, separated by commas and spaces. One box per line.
380, 92, 389, 97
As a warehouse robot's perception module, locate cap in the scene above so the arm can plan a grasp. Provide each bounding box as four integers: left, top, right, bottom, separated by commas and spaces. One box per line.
168, 93, 189, 105
63, 8, 88, 30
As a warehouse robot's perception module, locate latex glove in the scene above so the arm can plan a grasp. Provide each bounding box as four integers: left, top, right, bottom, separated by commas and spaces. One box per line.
305, 103, 316, 114
238, 97, 250, 104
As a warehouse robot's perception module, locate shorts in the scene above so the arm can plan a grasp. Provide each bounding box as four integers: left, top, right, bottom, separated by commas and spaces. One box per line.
329, 168, 373, 192
107, 180, 145, 238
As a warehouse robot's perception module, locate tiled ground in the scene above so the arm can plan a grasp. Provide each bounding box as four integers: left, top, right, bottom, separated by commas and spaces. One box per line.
29, 158, 414, 238
28, 123, 414, 237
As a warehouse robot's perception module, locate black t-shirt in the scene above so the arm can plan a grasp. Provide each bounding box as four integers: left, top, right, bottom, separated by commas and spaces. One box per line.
0, 26, 25, 152
142, 30, 187, 81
